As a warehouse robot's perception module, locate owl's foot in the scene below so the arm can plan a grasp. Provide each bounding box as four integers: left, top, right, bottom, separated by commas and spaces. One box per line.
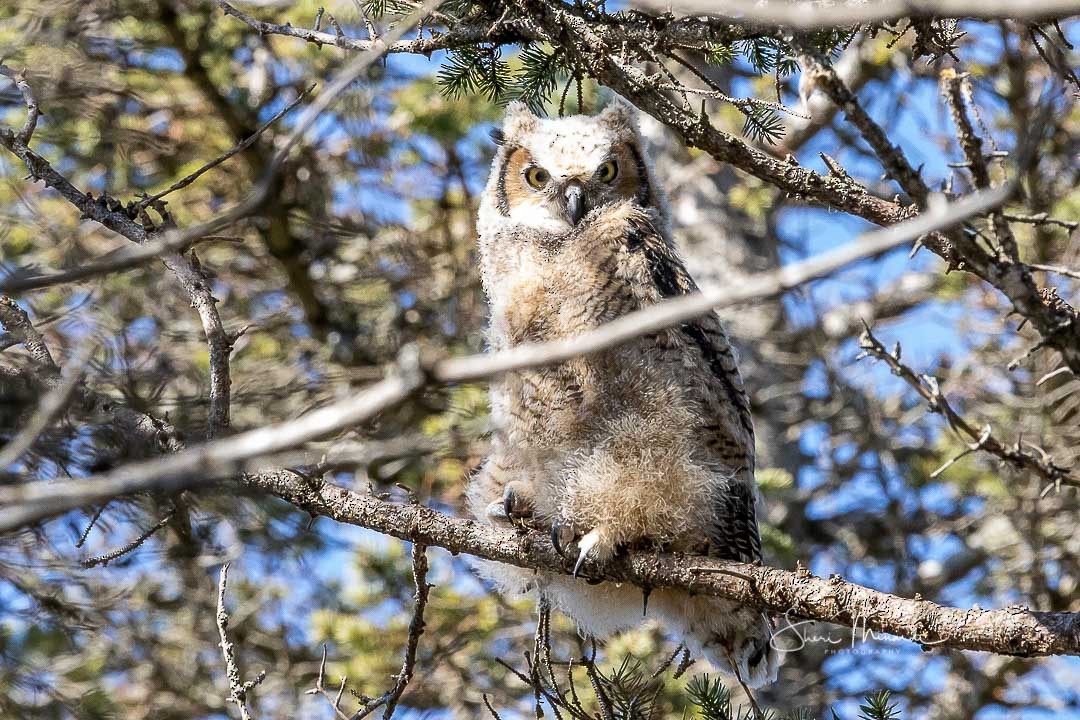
486, 481, 534, 527
550, 521, 616, 578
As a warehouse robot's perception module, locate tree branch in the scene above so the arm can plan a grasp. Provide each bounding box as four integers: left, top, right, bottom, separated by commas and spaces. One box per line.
215, 0, 759, 58
133, 84, 313, 211
795, 44, 929, 204
217, 563, 265, 720
939, 68, 1020, 261
0, 65, 39, 143
857, 325, 1078, 490
639, 0, 1080, 26
0, 295, 59, 376
306, 645, 352, 720
0, 63, 234, 438
79, 508, 177, 568
241, 469, 1080, 658
216, 0, 527, 54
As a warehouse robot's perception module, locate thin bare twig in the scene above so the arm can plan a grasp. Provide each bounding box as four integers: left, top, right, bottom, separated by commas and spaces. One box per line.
795, 44, 929, 205
134, 85, 313, 210
1030, 263, 1080, 281
666, 52, 809, 119
482, 694, 504, 720
216, 0, 511, 55
369, 543, 430, 719
724, 647, 764, 719
857, 325, 1077, 490
940, 68, 1019, 260
0, 65, 39, 143
305, 646, 353, 720
263, 0, 445, 173
80, 508, 177, 568
306, 544, 430, 720
217, 563, 264, 720
1003, 213, 1078, 232
75, 505, 108, 549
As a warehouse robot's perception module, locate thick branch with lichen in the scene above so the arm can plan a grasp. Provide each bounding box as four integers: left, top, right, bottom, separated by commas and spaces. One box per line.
245, 468, 1080, 658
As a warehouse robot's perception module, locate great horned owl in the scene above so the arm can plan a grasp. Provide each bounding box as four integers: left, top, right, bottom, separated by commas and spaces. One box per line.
467, 100, 779, 687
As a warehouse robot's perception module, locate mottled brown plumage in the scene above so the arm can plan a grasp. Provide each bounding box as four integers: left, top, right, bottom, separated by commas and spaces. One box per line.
468, 101, 778, 687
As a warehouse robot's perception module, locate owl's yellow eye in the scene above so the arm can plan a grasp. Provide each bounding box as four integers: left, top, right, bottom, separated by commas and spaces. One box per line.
524, 166, 550, 189
595, 160, 618, 183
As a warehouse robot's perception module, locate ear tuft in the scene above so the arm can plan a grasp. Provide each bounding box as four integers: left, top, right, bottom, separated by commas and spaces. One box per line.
489, 128, 506, 146
502, 100, 538, 143
598, 97, 638, 133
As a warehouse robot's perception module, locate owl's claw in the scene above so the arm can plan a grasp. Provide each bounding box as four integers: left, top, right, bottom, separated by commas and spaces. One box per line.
573, 529, 602, 577
489, 482, 534, 528
551, 522, 606, 578
503, 481, 533, 522
551, 520, 576, 559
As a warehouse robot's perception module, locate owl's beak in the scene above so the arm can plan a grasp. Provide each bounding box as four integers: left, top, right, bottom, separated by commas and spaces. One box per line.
562, 182, 587, 226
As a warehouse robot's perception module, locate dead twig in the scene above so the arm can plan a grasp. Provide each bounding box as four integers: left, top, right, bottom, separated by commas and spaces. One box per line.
305, 645, 353, 720
216, 563, 265, 720
795, 44, 929, 205
370, 543, 430, 719
857, 324, 1077, 490
940, 68, 1019, 261
135, 85, 314, 211
306, 544, 431, 720
80, 508, 177, 568
0, 65, 38, 143
1031, 263, 1080, 281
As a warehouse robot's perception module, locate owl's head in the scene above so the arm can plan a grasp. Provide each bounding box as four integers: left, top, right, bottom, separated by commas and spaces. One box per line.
479, 99, 666, 235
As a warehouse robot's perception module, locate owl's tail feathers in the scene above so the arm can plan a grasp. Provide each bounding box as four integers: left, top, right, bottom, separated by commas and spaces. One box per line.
696, 612, 780, 689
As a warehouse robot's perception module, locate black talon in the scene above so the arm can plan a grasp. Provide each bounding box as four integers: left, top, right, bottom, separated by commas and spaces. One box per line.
502, 483, 533, 524
551, 522, 568, 558
551, 520, 578, 561
503, 487, 524, 520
